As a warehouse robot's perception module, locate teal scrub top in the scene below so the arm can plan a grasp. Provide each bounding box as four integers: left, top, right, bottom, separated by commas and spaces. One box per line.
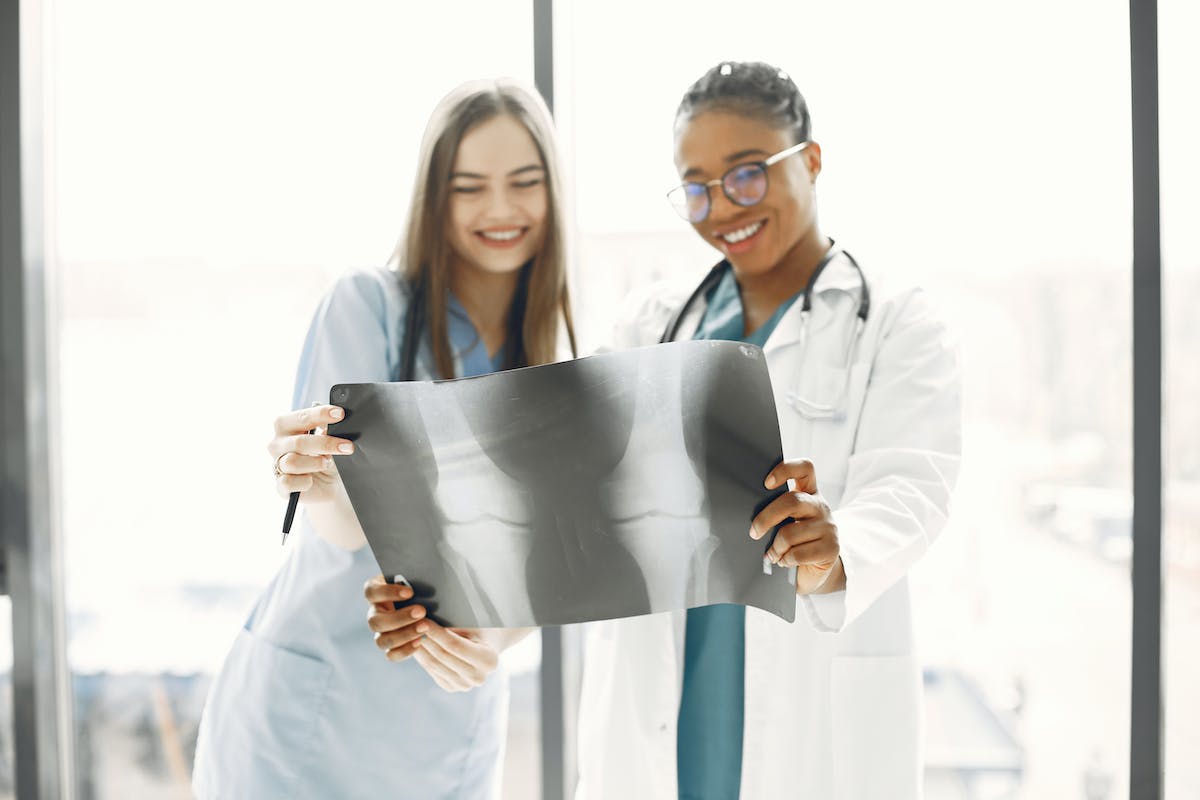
193, 268, 508, 800
677, 264, 803, 800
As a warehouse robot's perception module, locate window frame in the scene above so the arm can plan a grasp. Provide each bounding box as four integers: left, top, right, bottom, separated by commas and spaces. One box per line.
0, 1, 1168, 798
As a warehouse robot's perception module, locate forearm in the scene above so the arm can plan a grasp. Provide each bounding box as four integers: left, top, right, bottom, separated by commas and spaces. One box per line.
304, 480, 367, 550
804, 556, 846, 595
476, 627, 536, 653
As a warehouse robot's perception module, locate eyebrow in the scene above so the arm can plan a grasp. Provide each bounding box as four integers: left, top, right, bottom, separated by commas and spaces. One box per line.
450, 164, 546, 180
681, 149, 771, 180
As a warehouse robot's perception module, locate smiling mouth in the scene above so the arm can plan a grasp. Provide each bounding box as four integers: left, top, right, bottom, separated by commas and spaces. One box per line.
475, 227, 528, 248
718, 220, 766, 245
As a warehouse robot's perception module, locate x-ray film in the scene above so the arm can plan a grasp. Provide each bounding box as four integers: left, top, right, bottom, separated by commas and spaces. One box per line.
329, 340, 796, 627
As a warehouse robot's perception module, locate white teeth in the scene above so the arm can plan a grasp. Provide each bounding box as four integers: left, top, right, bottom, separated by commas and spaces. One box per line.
480, 229, 522, 241
721, 221, 763, 244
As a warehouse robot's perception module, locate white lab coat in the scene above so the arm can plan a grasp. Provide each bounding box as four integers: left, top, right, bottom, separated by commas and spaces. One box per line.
575, 250, 962, 799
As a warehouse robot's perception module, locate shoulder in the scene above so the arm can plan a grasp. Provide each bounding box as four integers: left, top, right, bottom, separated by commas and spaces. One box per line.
609, 276, 697, 350
321, 266, 409, 321
293, 267, 409, 397
861, 268, 957, 362
876, 276, 952, 336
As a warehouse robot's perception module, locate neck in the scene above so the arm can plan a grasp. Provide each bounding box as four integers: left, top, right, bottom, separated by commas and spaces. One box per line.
449, 260, 523, 355
736, 227, 831, 327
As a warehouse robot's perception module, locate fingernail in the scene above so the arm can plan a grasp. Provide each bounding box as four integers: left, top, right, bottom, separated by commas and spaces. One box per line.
765, 475, 776, 489
749, 526, 759, 540
410, 607, 425, 619
416, 622, 429, 633
330, 407, 344, 419
398, 587, 412, 599
339, 442, 354, 454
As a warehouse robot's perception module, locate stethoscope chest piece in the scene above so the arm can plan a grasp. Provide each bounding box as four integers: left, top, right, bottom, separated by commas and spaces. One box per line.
661, 245, 870, 423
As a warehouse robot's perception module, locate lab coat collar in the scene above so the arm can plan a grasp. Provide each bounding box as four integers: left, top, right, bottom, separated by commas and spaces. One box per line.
674, 249, 865, 351
812, 249, 865, 296
763, 249, 864, 355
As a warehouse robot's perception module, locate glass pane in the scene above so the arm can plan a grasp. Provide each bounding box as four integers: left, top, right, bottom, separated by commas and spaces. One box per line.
503, 633, 542, 799
0, 598, 12, 799
51, 1, 537, 796
563, 1, 1132, 796
1161, 1, 1200, 796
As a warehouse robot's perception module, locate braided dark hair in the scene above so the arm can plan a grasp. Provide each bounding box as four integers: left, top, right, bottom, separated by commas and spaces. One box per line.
675, 61, 811, 145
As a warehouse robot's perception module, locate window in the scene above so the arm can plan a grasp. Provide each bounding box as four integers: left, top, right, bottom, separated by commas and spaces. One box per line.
1161, 1, 1200, 797
0, 599, 11, 800
51, 1, 538, 795
8, 1, 1191, 796
560, 1, 1134, 795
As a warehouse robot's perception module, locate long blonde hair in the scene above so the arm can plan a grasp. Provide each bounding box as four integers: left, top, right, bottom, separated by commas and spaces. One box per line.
391, 78, 576, 379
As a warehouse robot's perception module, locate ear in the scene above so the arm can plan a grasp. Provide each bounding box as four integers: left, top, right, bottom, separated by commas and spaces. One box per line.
803, 141, 823, 182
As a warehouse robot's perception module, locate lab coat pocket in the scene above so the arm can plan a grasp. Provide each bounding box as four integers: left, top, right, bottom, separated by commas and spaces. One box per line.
829, 654, 922, 800
193, 628, 332, 799
783, 363, 870, 481
787, 359, 871, 417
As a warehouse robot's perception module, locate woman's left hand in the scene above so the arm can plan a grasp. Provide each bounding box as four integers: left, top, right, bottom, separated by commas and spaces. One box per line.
749, 458, 846, 595
411, 625, 501, 693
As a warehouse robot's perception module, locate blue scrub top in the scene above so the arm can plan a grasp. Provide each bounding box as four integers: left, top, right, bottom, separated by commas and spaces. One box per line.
193, 268, 508, 800
677, 265, 802, 800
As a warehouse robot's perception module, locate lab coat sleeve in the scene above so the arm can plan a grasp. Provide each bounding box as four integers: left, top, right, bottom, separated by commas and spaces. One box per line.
802, 287, 962, 632
603, 279, 692, 352
291, 268, 404, 410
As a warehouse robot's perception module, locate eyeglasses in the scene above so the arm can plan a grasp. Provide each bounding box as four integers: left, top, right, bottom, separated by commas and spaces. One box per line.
667, 141, 810, 223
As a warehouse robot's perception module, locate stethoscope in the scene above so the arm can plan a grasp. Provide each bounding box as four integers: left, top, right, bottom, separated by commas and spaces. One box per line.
400, 278, 428, 382
658, 243, 871, 420
398, 263, 573, 382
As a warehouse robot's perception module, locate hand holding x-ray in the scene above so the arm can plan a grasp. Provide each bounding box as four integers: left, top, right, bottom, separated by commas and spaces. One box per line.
365, 574, 532, 685
751, 458, 844, 595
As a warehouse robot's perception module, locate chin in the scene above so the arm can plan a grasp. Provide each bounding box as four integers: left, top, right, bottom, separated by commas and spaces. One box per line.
728, 251, 777, 278
474, 255, 533, 276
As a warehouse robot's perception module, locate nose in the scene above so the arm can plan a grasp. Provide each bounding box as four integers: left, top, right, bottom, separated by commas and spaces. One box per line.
484, 186, 518, 220
704, 183, 741, 224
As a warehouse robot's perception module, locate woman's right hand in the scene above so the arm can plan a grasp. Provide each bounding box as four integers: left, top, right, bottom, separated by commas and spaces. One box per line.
364, 574, 429, 662
268, 404, 355, 505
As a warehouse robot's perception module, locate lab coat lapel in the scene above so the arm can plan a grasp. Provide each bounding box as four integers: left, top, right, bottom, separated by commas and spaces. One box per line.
674, 292, 707, 341
761, 300, 807, 354
762, 251, 864, 356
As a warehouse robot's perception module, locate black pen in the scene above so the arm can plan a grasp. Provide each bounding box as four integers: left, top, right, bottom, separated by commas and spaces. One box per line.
281, 485, 304, 545
282, 404, 320, 545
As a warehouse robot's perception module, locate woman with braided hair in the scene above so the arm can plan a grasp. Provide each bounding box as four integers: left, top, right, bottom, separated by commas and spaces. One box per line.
574, 61, 962, 799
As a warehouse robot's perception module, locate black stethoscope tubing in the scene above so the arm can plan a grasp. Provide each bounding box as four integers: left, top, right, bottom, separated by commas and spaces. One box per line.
400, 244, 868, 379
398, 261, 559, 382
400, 278, 426, 382
658, 243, 870, 344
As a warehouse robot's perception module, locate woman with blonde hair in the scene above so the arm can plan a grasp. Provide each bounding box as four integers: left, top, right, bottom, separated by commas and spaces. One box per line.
192, 77, 575, 799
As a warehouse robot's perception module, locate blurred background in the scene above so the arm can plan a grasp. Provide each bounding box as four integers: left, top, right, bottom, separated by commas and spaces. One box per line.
1, 0, 1196, 798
